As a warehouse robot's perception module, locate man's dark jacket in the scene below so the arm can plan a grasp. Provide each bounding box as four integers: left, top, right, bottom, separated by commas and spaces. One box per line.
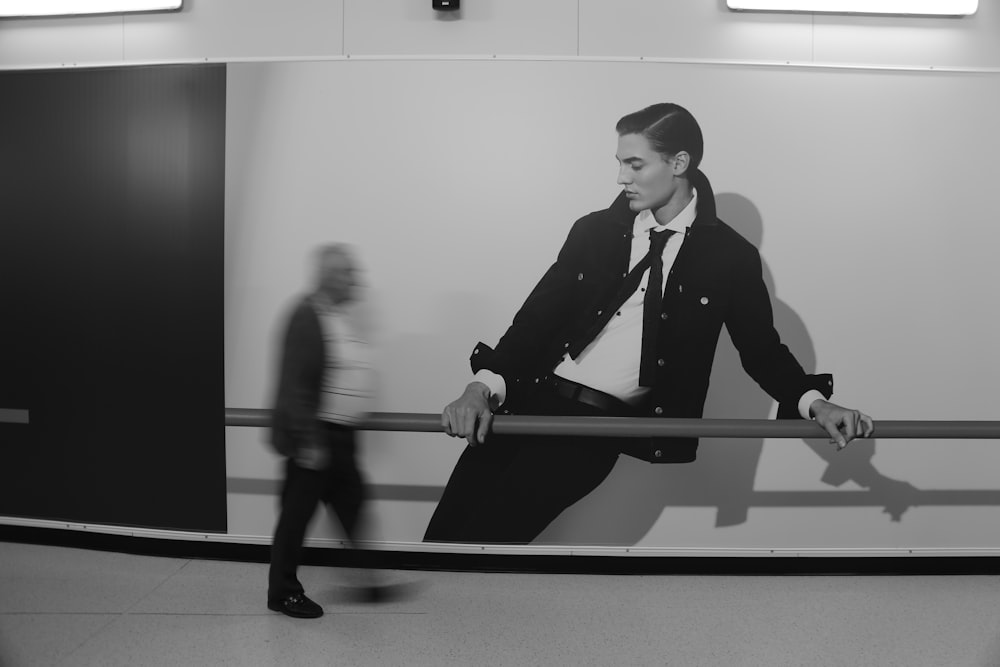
471, 171, 832, 463
270, 296, 325, 458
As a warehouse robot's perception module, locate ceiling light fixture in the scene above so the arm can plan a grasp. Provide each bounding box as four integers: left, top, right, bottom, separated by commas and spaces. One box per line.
727, 0, 977, 17
0, 0, 182, 18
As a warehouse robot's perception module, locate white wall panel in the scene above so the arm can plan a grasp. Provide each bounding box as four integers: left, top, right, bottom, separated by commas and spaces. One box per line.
813, 5, 1000, 68
0, 16, 123, 68
124, 0, 343, 62
579, 0, 813, 63
2, 1, 999, 70
343, 0, 578, 56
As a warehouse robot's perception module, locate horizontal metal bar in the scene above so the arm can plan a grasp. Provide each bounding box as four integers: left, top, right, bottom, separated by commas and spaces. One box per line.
0, 409, 29, 424
224, 408, 1000, 439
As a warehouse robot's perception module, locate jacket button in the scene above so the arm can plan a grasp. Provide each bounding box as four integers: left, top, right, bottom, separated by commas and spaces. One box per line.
678, 284, 683, 293
578, 273, 584, 280
654, 407, 663, 415
700, 297, 709, 305
597, 310, 603, 316
564, 342, 570, 348
657, 359, 664, 367
654, 449, 663, 458
473, 349, 479, 355
660, 313, 668, 320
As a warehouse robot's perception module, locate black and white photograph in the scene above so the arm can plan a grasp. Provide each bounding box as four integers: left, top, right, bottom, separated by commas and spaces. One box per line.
2, 1, 999, 665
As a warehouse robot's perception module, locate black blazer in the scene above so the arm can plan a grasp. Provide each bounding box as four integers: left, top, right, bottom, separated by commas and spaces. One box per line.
270, 296, 325, 458
471, 171, 832, 463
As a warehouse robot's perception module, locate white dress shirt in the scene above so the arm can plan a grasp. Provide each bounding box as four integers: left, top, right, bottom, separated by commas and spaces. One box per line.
313, 295, 375, 426
550, 195, 697, 404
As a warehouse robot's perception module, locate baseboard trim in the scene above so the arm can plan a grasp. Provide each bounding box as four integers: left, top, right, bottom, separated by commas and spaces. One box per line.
3, 520, 1000, 574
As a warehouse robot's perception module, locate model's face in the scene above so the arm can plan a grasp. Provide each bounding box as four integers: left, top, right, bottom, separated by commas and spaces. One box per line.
616, 133, 681, 214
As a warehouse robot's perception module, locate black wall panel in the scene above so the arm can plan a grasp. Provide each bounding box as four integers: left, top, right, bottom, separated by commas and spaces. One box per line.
0, 64, 226, 532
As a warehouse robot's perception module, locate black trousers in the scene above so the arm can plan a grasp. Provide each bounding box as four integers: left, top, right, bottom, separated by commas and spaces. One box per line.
267, 423, 365, 603
423, 386, 629, 545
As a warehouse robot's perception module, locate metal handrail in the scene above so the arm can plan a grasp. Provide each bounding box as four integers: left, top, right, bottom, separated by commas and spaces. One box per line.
224, 408, 1000, 439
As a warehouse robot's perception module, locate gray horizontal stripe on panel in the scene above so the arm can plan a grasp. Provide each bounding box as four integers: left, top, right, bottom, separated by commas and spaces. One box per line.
0, 409, 29, 424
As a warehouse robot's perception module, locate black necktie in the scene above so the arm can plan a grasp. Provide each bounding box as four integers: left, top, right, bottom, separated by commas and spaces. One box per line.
639, 229, 672, 386
567, 228, 674, 381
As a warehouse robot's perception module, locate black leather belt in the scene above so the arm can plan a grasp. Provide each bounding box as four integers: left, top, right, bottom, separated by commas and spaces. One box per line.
545, 376, 632, 415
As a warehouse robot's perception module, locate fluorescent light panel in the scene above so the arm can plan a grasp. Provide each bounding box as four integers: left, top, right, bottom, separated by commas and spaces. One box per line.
0, 0, 181, 17
727, 0, 977, 16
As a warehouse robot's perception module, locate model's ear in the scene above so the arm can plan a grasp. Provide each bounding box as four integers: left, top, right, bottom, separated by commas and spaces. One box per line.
671, 151, 691, 176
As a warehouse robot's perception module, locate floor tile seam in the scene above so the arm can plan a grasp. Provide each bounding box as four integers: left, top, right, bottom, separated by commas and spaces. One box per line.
54, 610, 126, 667
320, 610, 430, 616
0, 611, 123, 616
119, 557, 196, 616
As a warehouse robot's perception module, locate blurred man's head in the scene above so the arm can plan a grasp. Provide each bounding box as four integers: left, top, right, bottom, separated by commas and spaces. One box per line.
315, 243, 358, 305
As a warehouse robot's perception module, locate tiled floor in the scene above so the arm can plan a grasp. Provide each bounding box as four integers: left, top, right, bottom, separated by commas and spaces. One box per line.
4, 541, 1000, 666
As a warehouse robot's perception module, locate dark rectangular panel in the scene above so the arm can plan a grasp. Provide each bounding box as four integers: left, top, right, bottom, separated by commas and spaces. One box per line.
0, 64, 226, 532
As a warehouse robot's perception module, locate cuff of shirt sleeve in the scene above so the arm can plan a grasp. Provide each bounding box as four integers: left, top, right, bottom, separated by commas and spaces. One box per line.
473, 369, 507, 407
799, 390, 826, 420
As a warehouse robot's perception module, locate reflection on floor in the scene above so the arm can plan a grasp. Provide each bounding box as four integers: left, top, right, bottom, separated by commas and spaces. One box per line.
3, 540, 1000, 666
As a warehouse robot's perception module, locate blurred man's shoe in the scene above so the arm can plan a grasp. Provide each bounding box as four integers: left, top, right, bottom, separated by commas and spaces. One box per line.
345, 582, 416, 604
268, 593, 324, 618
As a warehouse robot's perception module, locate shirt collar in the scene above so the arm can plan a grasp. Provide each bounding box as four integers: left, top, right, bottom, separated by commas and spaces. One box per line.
632, 187, 699, 237
311, 291, 344, 315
